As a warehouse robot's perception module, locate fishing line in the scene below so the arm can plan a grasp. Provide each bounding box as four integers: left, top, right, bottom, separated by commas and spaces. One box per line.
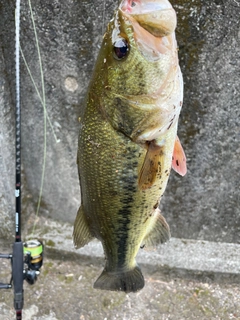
16, 0, 44, 282
102, 0, 106, 35
20, 46, 59, 143
231, 0, 240, 6
20, 0, 60, 235
0, 2, 44, 318
27, 0, 47, 236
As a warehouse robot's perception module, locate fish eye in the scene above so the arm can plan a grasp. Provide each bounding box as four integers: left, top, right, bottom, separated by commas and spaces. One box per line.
113, 38, 129, 60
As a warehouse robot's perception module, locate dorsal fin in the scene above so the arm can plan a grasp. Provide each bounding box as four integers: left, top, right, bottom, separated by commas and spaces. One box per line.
172, 136, 187, 176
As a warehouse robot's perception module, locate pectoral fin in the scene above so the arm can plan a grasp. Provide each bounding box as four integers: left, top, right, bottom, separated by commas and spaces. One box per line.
73, 205, 94, 248
142, 208, 170, 247
172, 136, 187, 176
138, 141, 163, 190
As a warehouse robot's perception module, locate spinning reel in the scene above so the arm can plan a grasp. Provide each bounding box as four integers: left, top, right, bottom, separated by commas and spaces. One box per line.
0, 240, 44, 288
23, 239, 44, 285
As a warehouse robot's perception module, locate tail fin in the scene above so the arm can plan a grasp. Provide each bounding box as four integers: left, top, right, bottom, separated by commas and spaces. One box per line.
94, 266, 144, 293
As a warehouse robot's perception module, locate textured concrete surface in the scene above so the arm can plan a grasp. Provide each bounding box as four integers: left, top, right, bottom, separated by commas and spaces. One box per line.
21, 217, 240, 278
163, 0, 240, 243
1, 215, 240, 319
16, 216, 240, 287
0, 0, 239, 240
0, 230, 240, 320
0, 46, 15, 239
1, 260, 240, 320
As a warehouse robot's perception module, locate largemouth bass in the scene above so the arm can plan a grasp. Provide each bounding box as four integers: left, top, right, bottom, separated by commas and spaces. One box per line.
73, 0, 186, 293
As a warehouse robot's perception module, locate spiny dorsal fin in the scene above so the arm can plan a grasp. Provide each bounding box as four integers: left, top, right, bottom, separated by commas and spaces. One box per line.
172, 135, 187, 176
138, 141, 163, 190
73, 205, 94, 248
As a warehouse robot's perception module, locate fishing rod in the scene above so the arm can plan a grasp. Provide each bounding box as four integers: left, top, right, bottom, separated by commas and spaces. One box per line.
0, 1, 44, 319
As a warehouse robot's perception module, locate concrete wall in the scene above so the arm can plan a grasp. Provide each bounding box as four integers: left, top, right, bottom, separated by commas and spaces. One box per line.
0, 0, 239, 242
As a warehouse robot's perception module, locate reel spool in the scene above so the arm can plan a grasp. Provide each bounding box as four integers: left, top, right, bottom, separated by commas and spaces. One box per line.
23, 240, 43, 285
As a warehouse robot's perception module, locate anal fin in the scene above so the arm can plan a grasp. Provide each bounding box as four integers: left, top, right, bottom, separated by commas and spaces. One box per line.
142, 208, 170, 247
73, 205, 94, 248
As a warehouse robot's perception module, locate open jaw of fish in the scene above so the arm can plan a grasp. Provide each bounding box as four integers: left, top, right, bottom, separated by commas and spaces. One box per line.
73, 0, 186, 293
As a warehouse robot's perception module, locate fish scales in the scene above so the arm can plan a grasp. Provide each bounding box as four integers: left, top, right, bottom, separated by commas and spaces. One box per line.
74, 0, 185, 293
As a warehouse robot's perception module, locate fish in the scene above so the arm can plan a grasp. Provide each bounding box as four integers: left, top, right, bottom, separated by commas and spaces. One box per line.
73, 0, 186, 293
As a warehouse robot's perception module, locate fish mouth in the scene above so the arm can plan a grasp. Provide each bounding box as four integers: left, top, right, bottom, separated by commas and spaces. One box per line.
117, 0, 177, 62
120, 0, 176, 37
120, 0, 172, 14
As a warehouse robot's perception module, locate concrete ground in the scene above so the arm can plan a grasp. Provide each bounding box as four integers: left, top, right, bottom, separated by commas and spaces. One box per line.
0, 217, 240, 320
